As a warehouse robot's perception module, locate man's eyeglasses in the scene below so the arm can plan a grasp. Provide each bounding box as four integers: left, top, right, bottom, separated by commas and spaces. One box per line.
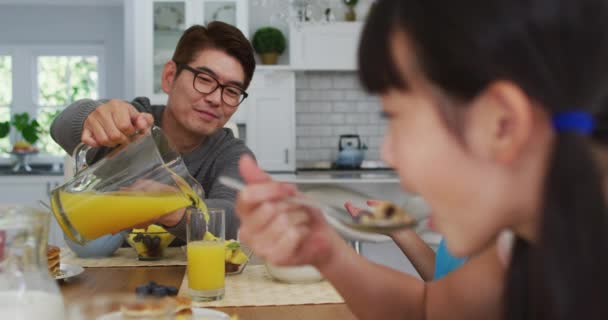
175, 62, 248, 107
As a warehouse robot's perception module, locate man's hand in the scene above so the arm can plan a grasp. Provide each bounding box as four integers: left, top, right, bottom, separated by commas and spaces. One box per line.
82, 99, 154, 147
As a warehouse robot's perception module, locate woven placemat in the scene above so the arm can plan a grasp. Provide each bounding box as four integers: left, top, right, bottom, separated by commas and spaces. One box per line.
60, 247, 187, 267
178, 265, 344, 307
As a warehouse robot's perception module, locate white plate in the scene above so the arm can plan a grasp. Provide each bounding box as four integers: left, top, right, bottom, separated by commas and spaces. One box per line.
54, 263, 85, 280
99, 307, 230, 320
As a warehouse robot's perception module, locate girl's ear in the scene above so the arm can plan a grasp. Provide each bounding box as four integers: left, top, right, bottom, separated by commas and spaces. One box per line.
161, 60, 178, 94
463, 81, 534, 164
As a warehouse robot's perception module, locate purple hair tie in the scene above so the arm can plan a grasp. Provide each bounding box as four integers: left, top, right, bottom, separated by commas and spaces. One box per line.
552, 111, 595, 135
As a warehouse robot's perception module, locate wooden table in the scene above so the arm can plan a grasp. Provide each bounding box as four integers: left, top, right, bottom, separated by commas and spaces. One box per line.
60, 266, 356, 320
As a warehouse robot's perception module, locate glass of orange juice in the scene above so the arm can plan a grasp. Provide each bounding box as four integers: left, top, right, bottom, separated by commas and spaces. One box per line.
186, 207, 225, 301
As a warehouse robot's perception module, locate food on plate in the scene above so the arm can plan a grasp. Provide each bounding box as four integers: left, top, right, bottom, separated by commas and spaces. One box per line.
224, 240, 249, 273
134, 283, 194, 319
120, 298, 171, 319
358, 201, 415, 226
47, 245, 60, 276
126, 224, 176, 260
172, 295, 193, 317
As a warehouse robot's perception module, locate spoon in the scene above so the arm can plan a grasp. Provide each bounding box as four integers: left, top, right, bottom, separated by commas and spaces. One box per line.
218, 176, 419, 235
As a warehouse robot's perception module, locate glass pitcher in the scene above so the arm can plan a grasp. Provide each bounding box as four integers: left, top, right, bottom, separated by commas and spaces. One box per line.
50, 126, 205, 245
0, 206, 65, 319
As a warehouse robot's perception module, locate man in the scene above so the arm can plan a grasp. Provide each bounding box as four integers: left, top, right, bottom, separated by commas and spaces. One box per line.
51, 22, 256, 240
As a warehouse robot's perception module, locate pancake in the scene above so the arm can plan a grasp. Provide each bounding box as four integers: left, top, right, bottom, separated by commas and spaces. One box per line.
47, 245, 60, 276
120, 300, 169, 319
172, 295, 192, 314
47, 245, 60, 259
48, 257, 60, 275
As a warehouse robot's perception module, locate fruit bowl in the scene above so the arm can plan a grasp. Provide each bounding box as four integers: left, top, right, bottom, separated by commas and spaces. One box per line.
225, 241, 253, 276
125, 225, 176, 261
265, 264, 324, 283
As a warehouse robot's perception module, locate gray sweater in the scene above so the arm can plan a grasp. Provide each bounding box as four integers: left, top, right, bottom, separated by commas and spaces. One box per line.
50, 97, 253, 240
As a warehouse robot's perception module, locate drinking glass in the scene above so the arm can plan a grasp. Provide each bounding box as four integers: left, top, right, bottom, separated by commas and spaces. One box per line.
186, 207, 225, 301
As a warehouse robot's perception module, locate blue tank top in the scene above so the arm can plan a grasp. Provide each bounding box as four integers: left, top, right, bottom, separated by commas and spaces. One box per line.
433, 239, 467, 280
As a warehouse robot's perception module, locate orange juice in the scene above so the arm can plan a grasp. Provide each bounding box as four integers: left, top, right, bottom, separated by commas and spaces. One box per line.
51, 190, 191, 241
187, 241, 225, 290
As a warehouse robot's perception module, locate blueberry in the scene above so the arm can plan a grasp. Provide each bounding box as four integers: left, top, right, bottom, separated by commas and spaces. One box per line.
151, 236, 161, 249
143, 236, 152, 248
166, 286, 178, 296
148, 281, 158, 287
151, 286, 168, 297
135, 284, 150, 296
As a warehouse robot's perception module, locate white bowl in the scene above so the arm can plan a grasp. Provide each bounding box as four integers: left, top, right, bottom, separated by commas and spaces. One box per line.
265, 263, 323, 283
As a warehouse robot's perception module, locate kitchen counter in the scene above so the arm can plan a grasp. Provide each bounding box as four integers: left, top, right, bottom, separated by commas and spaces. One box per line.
0, 163, 64, 176
272, 170, 400, 184
273, 160, 400, 183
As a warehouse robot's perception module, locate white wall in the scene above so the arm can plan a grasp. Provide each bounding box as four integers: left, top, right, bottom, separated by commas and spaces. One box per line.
295, 71, 386, 165
0, 4, 125, 99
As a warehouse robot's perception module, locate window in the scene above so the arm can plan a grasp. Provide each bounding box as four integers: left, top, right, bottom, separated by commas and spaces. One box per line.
0, 45, 104, 161
37, 56, 99, 155
0, 55, 11, 152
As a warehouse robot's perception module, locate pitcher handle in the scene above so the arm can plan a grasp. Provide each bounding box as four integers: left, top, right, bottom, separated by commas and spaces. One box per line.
72, 142, 92, 175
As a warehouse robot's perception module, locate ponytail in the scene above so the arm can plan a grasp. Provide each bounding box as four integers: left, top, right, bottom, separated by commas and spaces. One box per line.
506, 133, 608, 320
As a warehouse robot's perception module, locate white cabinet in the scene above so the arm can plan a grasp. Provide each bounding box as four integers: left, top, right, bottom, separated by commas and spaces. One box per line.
244, 70, 296, 172
290, 22, 364, 71
124, 0, 249, 104
0, 176, 66, 247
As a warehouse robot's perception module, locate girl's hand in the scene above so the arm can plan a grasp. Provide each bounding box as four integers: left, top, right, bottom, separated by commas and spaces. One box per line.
236, 155, 340, 268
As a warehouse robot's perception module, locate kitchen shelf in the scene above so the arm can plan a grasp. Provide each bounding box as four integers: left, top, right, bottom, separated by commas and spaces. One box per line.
256, 65, 292, 71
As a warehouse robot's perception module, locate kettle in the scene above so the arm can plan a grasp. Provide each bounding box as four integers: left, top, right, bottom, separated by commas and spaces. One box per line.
335, 134, 367, 169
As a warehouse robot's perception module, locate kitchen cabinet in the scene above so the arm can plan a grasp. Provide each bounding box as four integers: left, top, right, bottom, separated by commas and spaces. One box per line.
244, 70, 296, 172
124, 0, 249, 104
0, 175, 66, 246
290, 22, 364, 71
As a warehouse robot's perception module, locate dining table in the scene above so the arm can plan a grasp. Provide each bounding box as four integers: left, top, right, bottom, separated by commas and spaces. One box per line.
59, 265, 357, 320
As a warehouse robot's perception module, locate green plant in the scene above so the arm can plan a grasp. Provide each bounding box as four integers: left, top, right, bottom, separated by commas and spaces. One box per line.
0, 112, 43, 145
343, 0, 358, 7
252, 27, 286, 55
0, 121, 9, 139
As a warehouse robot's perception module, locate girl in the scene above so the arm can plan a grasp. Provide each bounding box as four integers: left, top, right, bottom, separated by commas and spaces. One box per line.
235, 0, 608, 319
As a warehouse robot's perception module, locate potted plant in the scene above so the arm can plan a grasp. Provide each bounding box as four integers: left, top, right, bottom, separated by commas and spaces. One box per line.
0, 112, 42, 153
343, 0, 359, 21
252, 27, 287, 65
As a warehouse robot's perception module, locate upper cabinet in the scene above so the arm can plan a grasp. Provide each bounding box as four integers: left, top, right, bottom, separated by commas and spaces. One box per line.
243, 70, 296, 172
290, 22, 364, 71
124, 0, 249, 104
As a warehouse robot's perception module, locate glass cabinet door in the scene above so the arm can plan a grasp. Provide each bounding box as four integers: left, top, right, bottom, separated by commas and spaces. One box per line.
200, 0, 248, 37
153, 1, 186, 94
203, 1, 237, 25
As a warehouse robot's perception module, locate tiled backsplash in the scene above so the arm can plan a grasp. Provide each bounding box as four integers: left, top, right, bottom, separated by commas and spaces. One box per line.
295, 71, 387, 167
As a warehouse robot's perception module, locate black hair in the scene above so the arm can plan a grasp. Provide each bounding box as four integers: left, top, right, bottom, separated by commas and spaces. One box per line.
359, 1, 608, 319
173, 22, 256, 89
